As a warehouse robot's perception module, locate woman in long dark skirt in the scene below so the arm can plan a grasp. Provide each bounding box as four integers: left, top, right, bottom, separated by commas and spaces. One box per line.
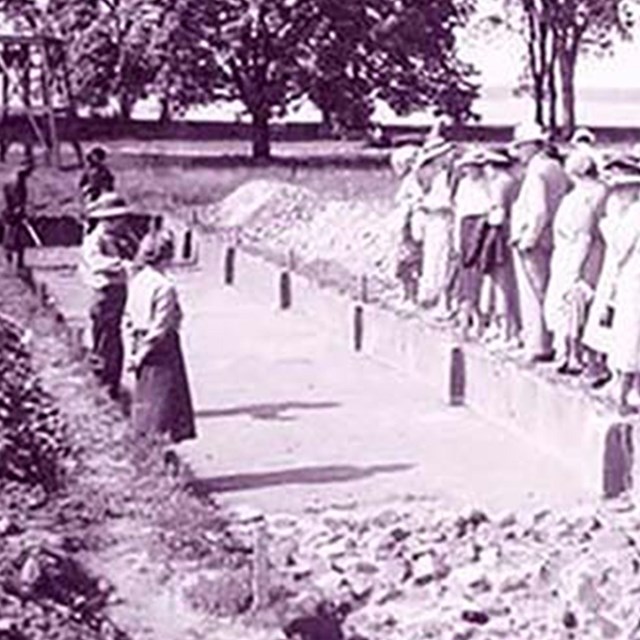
124, 229, 195, 455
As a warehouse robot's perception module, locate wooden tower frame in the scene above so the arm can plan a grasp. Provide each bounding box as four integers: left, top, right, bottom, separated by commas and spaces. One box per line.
0, 33, 83, 167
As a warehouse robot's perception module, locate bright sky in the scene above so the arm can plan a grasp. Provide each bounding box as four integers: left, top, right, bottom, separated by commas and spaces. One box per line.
463, 0, 640, 89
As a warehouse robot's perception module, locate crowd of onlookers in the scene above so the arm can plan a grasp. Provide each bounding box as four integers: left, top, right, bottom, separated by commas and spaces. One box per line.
391, 122, 640, 416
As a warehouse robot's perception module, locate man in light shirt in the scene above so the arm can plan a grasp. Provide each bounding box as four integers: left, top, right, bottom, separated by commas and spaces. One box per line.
80, 192, 136, 400
510, 122, 570, 363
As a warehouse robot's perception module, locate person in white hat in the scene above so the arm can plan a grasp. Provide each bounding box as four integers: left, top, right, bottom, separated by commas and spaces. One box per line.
80, 191, 135, 400
510, 121, 571, 362
409, 137, 458, 315
579, 161, 640, 412
543, 148, 608, 375
582, 159, 640, 393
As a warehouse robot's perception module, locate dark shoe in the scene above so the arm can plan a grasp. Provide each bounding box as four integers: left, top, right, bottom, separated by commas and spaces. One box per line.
591, 371, 613, 390
557, 362, 582, 376
529, 351, 556, 364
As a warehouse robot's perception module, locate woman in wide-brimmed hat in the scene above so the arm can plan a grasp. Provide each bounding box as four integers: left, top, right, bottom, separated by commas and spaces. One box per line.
80, 192, 135, 399
543, 148, 608, 375
409, 137, 458, 316
582, 157, 640, 396
124, 228, 196, 451
591, 161, 640, 414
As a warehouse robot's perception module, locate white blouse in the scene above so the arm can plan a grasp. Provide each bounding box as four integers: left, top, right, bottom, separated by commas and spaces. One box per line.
124, 266, 183, 362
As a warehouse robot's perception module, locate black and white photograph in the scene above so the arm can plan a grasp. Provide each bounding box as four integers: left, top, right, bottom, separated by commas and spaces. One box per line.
2, 0, 640, 639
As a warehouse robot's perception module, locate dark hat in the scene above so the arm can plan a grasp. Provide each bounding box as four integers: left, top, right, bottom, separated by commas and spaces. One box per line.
87, 146, 107, 163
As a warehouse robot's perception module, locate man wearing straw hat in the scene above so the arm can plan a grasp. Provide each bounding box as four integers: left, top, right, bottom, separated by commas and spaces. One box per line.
2, 158, 34, 271
80, 192, 135, 400
510, 122, 570, 362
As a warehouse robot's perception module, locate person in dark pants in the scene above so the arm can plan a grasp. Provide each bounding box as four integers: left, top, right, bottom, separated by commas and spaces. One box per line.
80, 192, 135, 400
2, 159, 34, 270
79, 146, 115, 204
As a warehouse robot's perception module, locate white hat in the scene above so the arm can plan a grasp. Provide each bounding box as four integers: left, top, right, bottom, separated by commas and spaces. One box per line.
565, 148, 597, 177
571, 127, 596, 146
455, 146, 487, 169
606, 174, 640, 189
86, 191, 132, 219
390, 145, 420, 178
415, 138, 456, 168
512, 122, 548, 147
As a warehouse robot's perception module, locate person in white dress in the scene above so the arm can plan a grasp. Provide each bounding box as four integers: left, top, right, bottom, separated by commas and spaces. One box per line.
543, 149, 608, 374
601, 174, 640, 414
582, 160, 640, 390
410, 138, 458, 316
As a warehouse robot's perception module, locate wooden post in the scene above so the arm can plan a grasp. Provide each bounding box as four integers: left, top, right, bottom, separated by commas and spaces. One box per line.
182, 227, 193, 261
353, 275, 368, 352
251, 519, 269, 612
279, 249, 294, 310
449, 346, 465, 407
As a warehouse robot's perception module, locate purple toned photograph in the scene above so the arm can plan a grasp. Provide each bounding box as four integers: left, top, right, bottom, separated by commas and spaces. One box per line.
1, 1, 640, 639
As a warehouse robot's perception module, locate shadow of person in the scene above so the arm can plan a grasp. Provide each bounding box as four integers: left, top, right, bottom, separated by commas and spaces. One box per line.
186, 462, 414, 497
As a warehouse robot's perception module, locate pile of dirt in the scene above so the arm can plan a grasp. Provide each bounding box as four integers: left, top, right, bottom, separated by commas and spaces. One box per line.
203, 180, 400, 288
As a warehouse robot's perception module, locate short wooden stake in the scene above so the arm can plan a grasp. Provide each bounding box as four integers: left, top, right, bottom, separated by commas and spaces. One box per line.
279, 271, 292, 310
449, 346, 465, 406
251, 519, 269, 612
354, 304, 364, 352
603, 423, 634, 500
224, 246, 236, 286
182, 228, 194, 260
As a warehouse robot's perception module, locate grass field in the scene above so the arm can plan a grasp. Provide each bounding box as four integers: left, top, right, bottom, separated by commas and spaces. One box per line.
8, 145, 397, 222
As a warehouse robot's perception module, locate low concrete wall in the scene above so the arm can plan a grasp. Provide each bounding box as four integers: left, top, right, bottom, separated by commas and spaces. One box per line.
199, 232, 637, 499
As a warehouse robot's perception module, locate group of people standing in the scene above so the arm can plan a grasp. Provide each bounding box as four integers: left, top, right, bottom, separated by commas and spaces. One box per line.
392, 122, 640, 415
78, 147, 196, 452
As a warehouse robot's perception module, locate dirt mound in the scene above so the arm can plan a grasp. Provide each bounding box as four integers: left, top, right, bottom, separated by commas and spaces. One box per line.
204, 179, 319, 230
208, 179, 399, 286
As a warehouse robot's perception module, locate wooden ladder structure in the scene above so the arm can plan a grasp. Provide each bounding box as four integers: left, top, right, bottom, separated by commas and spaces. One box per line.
0, 33, 83, 168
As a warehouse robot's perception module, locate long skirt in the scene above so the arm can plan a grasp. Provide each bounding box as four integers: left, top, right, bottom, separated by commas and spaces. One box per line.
133, 330, 196, 445
457, 215, 486, 306
418, 212, 454, 304
89, 284, 126, 392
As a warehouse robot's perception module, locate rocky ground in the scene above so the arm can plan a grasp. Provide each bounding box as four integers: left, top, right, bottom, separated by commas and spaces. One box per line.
4, 250, 640, 640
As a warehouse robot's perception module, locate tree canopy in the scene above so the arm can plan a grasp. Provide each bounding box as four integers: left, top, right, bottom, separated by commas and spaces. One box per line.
1, 0, 478, 157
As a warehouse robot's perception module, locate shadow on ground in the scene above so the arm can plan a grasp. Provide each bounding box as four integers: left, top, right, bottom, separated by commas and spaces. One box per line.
195, 401, 340, 422
187, 463, 414, 496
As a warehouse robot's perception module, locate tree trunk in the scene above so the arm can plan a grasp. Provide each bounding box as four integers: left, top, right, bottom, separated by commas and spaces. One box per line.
547, 35, 559, 137
119, 92, 134, 121
159, 95, 172, 124
251, 110, 271, 160
559, 49, 577, 139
